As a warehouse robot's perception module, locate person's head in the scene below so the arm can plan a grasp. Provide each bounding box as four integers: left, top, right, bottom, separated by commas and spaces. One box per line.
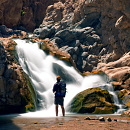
56, 76, 61, 82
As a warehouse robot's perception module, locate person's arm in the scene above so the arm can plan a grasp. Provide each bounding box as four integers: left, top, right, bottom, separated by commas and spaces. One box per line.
53, 84, 56, 93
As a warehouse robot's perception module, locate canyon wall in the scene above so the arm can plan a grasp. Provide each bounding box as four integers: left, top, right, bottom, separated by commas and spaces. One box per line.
0, 0, 65, 32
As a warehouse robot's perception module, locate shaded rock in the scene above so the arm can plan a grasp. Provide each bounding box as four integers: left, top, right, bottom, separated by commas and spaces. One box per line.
99, 117, 105, 121
51, 37, 64, 46
118, 89, 130, 108
106, 117, 112, 122
69, 87, 116, 114
121, 109, 130, 117
0, 0, 66, 32
34, 26, 55, 39
0, 25, 13, 35
0, 38, 36, 114
55, 29, 76, 44
0, 64, 5, 76
84, 116, 91, 120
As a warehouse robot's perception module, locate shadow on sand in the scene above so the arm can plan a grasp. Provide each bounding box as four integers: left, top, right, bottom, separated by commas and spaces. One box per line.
0, 113, 21, 130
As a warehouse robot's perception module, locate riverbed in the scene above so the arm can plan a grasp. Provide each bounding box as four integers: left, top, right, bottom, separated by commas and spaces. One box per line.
0, 114, 130, 130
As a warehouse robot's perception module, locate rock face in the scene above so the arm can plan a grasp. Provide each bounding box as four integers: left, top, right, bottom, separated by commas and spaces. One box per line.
0, 0, 65, 32
97, 52, 130, 90
33, 0, 130, 73
119, 89, 130, 116
0, 38, 36, 114
69, 87, 116, 114
118, 89, 130, 108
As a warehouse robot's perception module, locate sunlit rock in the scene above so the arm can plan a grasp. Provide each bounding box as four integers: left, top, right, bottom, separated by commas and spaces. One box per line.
69, 87, 116, 114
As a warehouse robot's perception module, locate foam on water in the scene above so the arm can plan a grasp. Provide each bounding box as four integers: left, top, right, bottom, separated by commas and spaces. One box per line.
14, 39, 125, 117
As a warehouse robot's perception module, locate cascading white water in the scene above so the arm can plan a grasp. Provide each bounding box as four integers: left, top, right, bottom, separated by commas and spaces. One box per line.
14, 39, 125, 117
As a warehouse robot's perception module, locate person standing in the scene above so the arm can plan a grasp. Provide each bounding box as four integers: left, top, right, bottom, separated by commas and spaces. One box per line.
53, 76, 65, 117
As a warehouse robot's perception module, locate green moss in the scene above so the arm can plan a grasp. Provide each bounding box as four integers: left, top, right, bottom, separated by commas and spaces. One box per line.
93, 106, 116, 114
70, 87, 116, 114
23, 73, 37, 112
21, 10, 25, 16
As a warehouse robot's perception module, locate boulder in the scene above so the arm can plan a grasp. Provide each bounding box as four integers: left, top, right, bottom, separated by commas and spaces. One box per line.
38, 38, 71, 62
122, 109, 130, 117
118, 89, 130, 108
34, 26, 55, 39
69, 87, 116, 114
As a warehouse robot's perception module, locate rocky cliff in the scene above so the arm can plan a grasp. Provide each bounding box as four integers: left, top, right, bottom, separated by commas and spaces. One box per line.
0, 38, 36, 114
0, 0, 65, 32
0, 0, 130, 115
34, 0, 130, 88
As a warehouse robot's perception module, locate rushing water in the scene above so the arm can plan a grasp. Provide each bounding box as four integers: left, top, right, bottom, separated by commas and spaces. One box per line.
14, 39, 125, 117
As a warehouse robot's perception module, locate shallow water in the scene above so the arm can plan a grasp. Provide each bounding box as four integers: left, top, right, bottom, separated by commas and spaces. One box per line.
13, 39, 125, 117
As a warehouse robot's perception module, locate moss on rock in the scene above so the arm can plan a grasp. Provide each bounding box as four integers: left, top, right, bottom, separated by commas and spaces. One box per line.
69, 87, 116, 114
118, 89, 130, 108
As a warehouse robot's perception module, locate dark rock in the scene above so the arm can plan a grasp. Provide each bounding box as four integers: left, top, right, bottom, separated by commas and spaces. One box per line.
99, 117, 105, 121
74, 46, 79, 54
34, 26, 55, 39
81, 52, 88, 59
76, 12, 101, 28
114, 119, 118, 122
0, 25, 13, 35
0, 64, 5, 76
84, 117, 91, 120
55, 29, 76, 43
106, 117, 112, 122
51, 37, 64, 46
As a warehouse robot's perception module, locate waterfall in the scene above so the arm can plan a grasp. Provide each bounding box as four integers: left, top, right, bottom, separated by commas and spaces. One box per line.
14, 39, 125, 117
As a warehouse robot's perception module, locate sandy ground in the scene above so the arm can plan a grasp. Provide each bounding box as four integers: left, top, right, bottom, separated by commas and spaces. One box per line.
0, 114, 130, 130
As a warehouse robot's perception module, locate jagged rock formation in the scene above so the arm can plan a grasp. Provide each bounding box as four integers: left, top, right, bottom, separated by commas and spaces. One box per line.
0, 38, 36, 114
0, 0, 65, 32
34, 0, 130, 73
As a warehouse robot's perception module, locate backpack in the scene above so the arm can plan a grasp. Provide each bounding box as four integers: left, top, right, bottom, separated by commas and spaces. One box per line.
57, 81, 66, 97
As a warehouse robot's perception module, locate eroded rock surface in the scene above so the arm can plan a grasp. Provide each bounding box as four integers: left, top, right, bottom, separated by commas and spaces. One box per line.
0, 38, 36, 114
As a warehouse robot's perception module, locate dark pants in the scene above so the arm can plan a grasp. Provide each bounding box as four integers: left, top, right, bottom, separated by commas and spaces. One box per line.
54, 97, 64, 106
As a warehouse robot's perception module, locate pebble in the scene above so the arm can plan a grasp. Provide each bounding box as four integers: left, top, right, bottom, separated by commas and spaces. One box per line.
99, 117, 105, 121
106, 117, 112, 122
84, 117, 91, 120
